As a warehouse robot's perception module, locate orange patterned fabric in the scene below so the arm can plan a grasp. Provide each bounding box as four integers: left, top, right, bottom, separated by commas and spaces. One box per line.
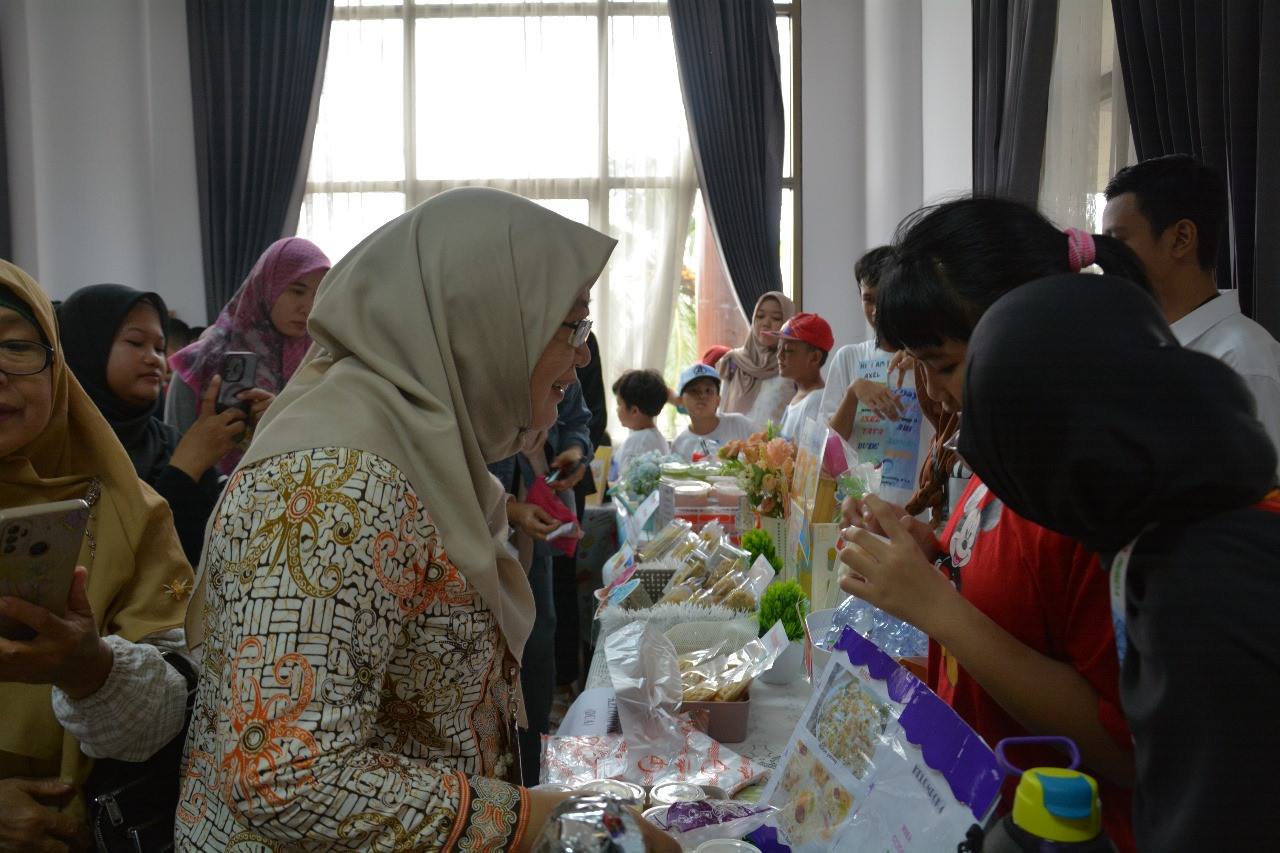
178, 447, 527, 850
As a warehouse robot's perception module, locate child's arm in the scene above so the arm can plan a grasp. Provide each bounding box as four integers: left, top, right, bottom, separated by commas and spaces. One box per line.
839, 497, 1134, 787
828, 376, 906, 439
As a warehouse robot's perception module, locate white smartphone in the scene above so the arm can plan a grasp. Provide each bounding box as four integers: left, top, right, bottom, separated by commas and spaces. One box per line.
0, 499, 91, 640
545, 521, 578, 543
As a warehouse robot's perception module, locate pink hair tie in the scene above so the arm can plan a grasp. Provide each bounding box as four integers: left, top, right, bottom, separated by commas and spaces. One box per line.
1065, 228, 1097, 273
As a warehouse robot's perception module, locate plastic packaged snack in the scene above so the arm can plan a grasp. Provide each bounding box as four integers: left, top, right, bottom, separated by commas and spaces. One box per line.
636, 519, 695, 563
678, 625, 786, 703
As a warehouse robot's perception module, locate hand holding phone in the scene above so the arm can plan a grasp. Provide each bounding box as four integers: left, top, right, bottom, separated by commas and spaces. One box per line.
214, 351, 258, 416
0, 499, 90, 640
545, 521, 578, 543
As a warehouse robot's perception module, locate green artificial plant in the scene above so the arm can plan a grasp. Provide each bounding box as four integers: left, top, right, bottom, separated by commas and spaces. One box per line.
757, 579, 809, 641
740, 527, 782, 574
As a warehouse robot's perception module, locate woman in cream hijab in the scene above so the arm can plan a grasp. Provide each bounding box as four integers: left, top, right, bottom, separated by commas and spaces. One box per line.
715, 290, 797, 429
0, 262, 193, 850
179, 188, 678, 852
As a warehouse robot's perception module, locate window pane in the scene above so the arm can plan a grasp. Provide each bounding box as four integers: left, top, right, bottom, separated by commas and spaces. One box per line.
310, 19, 405, 183
533, 198, 590, 225
777, 16, 793, 180
609, 15, 688, 179
780, 187, 794, 299
298, 192, 407, 262
415, 17, 599, 180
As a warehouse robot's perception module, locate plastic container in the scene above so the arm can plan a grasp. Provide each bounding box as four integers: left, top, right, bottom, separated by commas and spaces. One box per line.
641, 805, 668, 823
577, 779, 646, 806
649, 782, 707, 805
681, 691, 751, 743
673, 481, 712, 507
712, 481, 745, 506
694, 840, 762, 852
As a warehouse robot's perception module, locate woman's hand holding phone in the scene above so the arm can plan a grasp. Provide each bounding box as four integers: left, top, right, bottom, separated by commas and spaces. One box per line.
546, 447, 587, 492
0, 565, 113, 699
169, 376, 248, 480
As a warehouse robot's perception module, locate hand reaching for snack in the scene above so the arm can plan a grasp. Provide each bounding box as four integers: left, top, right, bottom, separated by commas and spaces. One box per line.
838, 495, 957, 636
841, 494, 939, 563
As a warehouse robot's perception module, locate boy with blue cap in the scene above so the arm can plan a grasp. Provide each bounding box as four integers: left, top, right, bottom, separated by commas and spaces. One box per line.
671, 363, 756, 462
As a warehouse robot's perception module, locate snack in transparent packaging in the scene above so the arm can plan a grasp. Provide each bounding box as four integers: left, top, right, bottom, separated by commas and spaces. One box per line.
823, 595, 927, 658
663, 546, 714, 592
836, 460, 883, 503
530, 794, 648, 853
544, 622, 766, 792
637, 519, 695, 563
686, 569, 755, 612
647, 800, 777, 848
678, 632, 782, 702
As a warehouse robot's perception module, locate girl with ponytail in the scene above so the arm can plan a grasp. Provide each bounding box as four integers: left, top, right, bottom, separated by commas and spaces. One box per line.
838, 197, 1144, 852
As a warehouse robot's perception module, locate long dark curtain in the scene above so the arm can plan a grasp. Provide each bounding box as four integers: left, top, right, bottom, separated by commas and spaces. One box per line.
1112, 0, 1280, 336
0, 40, 10, 262
971, 0, 1059, 204
669, 0, 785, 317
186, 0, 332, 320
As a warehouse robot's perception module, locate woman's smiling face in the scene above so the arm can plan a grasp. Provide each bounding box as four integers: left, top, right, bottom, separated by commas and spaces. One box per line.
527, 288, 592, 430
0, 308, 54, 458
753, 297, 785, 348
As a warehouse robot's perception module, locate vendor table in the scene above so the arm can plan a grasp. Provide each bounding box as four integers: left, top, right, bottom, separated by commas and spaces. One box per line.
734, 675, 814, 771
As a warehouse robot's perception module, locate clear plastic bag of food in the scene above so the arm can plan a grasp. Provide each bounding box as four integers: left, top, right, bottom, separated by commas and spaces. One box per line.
646, 800, 778, 847
636, 519, 695, 563
678, 623, 787, 702
663, 546, 714, 592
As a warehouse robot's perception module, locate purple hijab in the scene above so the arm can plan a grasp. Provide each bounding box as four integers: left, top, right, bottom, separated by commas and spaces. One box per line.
170, 237, 330, 470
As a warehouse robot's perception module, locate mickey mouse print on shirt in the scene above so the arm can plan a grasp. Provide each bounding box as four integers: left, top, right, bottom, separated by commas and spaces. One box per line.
939, 482, 1003, 686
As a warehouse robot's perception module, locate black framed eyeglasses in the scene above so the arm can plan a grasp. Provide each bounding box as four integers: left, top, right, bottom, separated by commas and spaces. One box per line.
561, 317, 593, 348
0, 340, 54, 376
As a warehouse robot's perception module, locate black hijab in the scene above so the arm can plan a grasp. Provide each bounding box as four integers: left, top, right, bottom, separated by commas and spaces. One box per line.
57, 284, 173, 479
958, 273, 1276, 554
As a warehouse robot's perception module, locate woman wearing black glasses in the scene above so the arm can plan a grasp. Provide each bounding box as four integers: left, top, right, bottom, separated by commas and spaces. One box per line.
0, 263, 194, 852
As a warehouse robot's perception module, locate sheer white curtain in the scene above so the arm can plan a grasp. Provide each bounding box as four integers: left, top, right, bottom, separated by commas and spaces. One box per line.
1038, 0, 1104, 231
298, 1, 697, 412
1038, 0, 1133, 232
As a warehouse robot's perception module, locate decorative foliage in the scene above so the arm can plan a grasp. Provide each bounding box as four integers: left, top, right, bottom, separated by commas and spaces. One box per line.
718, 423, 797, 519
740, 527, 782, 574
757, 579, 809, 641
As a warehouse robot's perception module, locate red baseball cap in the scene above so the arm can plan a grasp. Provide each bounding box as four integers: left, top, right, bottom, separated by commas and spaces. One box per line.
764, 312, 834, 352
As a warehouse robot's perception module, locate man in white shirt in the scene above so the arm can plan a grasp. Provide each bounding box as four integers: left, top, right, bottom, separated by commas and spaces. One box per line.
1104, 154, 1280, 479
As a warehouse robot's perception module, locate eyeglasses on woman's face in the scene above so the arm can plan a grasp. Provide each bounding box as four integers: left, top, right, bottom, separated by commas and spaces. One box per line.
561, 317, 593, 348
0, 340, 54, 377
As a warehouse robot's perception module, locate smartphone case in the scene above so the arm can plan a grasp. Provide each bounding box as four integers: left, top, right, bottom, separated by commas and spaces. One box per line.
0, 499, 91, 639
215, 352, 258, 415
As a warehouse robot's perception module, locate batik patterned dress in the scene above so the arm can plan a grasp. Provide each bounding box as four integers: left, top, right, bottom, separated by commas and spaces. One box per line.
177, 447, 530, 851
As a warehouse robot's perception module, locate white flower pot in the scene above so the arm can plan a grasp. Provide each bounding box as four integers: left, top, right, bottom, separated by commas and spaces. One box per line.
760, 637, 804, 685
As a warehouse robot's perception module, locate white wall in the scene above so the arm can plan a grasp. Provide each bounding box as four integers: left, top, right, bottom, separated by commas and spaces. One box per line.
0, 0, 205, 323
800, 0, 971, 352
0, 1, 970, 337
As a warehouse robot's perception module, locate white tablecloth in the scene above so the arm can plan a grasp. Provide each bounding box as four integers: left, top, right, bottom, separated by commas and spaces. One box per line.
735, 675, 814, 771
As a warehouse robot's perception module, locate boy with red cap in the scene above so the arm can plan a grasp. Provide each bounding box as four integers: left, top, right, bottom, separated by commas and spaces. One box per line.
766, 312, 833, 440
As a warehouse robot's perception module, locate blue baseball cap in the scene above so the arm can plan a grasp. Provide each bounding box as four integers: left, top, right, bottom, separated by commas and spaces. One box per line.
678, 363, 721, 395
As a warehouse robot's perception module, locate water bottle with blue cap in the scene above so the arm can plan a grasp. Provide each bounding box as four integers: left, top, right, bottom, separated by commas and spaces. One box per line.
961, 736, 1116, 853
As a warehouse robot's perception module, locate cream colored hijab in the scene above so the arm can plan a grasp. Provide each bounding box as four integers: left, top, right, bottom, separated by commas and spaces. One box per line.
716, 290, 796, 414
0, 261, 192, 789
192, 188, 616, 667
